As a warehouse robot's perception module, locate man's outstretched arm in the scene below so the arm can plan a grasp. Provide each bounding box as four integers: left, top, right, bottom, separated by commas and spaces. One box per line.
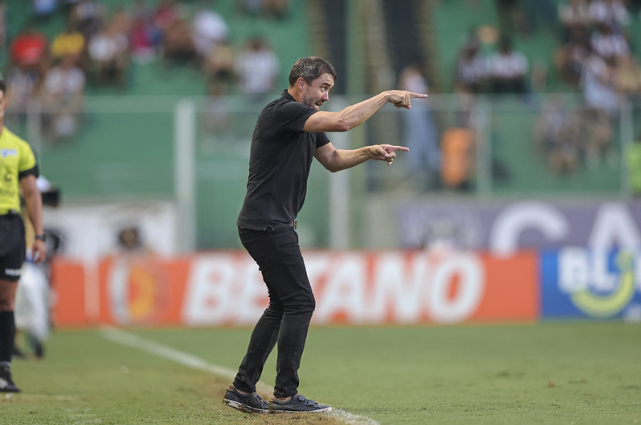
303, 90, 427, 133
314, 142, 409, 172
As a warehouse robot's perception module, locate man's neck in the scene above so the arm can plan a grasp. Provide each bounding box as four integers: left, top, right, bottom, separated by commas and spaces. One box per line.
287, 86, 302, 103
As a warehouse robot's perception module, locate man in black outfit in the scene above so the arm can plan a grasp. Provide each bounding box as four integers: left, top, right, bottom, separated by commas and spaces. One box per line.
223, 57, 426, 414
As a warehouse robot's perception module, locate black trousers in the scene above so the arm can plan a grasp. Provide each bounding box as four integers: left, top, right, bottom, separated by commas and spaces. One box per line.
234, 226, 315, 398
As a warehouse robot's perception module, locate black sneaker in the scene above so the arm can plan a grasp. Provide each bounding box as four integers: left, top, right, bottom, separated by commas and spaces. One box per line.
269, 394, 332, 413
223, 385, 269, 414
0, 364, 21, 393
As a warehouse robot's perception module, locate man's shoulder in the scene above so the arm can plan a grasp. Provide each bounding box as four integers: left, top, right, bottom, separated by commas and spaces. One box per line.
0, 127, 29, 147
262, 95, 309, 115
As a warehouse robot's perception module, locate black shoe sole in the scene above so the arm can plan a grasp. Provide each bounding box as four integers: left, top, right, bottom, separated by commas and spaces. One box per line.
223, 398, 269, 414
269, 406, 332, 413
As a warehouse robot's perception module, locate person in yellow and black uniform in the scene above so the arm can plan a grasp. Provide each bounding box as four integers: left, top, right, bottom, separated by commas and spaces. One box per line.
0, 79, 46, 392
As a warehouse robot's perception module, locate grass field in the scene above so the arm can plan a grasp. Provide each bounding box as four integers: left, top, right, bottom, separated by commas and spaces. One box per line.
2, 322, 640, 425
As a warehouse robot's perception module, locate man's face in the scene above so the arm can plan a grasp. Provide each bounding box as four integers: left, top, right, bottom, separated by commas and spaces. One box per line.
301, 73, 334, 111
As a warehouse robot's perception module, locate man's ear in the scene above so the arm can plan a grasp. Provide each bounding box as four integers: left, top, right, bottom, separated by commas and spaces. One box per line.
297, 77, 306, 91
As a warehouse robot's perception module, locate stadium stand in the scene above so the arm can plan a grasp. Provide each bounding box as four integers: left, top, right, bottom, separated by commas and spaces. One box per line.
2, 0, 637, 249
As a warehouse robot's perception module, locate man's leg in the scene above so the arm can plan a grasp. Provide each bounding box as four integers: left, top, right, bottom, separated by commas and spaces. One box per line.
231, 227, 285, 394
234, 226, 315, 398
258, 229, 331, 412
0, 279, 20, 392
274, 302, 314, 399
233, 303, 282, 393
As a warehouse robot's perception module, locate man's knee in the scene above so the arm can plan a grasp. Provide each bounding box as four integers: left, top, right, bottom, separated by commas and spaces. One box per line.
287, 292, 315, 314
0, 280, 17, 311
0, 298, 14, 311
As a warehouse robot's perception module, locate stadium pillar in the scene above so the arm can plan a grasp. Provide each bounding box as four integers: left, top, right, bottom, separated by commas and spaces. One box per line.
328, 98, 350, 250
473, 100, 492, 198
346, 0, 367, 248
174, 99, 196, 253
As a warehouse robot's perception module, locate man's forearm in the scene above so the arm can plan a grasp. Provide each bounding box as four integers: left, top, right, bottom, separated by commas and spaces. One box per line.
335, 92, 390, 131
24, 192, 44, 235
325, 147, 372, 172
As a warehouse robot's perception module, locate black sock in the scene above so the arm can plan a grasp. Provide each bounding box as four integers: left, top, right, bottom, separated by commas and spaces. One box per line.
0, 311, 16, 363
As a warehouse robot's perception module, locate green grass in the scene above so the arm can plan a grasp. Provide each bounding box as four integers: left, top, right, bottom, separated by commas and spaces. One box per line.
3, 323, 640, 424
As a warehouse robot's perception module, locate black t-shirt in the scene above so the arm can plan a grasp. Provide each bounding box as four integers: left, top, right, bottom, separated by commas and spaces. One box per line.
237, 90, 331, 230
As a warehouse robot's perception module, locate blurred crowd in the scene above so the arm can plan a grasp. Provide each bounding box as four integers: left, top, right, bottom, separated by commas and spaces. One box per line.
4, 0, 638, 188
1, 0, 285, 141
445, 0, 640, 184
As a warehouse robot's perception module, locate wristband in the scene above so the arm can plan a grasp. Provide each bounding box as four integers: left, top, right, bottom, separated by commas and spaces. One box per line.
35, 234, 46, 242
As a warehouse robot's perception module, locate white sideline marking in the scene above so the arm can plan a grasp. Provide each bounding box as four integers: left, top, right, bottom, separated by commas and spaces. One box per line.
101, 327, 380, 425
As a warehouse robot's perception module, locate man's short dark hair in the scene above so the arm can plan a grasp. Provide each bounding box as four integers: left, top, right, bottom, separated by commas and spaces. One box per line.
0, 80, 5, 94
288, 57, 337, 86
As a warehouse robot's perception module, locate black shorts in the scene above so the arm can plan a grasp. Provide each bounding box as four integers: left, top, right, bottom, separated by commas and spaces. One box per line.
0, 213, 25, 282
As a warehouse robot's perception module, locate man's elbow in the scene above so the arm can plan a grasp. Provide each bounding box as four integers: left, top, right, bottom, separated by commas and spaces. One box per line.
334, 119, 352, 132
322, 158, 342, 173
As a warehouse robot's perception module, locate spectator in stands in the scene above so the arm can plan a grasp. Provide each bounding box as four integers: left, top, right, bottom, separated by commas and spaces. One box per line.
161, 16, 197, 67
590, 22, 629, 63
614, 55, 641, 102
4, 65, 40, 127
440, 127, 475, 191
191, 1, 228, 60
129, 15, 160, 63
9, 26, 49, 76
203, 37, 235, 133
580, 46, 617, 167
555, 27, 591, 86
115, 226, 154, 258
582, 44, 618, 116
558, 0, 591, 41
584, 107, 614, 167
203, 37, 235, 93
550, 111, 582, 174
455, 40, 486, 94
234, 37, 280, 103
486, 36, 529, 96
152, 0, 178, 33
40, 54, 86, 141
588, 0, 629, 30
398, 61, 440, 189
33, 0, 57, 22
50, 22, 85, 67
72, 0, 105, 39
535, 97, 567, 157
87, 22, 130, 86
534, 98, 581, 175
109, 3, 133, 40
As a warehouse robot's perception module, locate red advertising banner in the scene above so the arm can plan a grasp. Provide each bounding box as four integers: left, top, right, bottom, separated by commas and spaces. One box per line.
51, 251, 539, 327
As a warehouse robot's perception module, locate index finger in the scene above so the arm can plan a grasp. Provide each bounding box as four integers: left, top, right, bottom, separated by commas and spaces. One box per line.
408, 92, 428, 98
386, 145, 410, 152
